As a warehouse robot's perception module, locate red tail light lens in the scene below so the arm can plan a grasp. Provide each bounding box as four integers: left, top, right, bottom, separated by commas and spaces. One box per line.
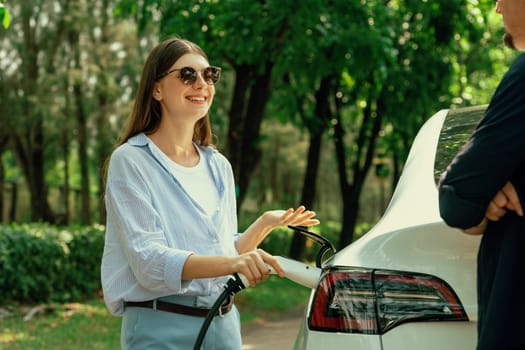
308, 268, 468, 334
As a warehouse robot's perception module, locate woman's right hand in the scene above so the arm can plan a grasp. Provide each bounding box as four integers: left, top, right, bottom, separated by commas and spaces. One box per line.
231, 249, 284, 287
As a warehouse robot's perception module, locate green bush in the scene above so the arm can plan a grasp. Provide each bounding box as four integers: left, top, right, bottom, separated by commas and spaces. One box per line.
0, 223, 105, 305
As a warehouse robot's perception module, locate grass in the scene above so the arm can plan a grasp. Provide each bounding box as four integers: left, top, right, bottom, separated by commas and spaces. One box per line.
0, 301, 121, 350
0, 276, 311, 350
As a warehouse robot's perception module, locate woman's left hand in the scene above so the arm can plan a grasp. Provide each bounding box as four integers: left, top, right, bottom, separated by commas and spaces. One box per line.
236, 205, 320, 254
261, 205, 320, 229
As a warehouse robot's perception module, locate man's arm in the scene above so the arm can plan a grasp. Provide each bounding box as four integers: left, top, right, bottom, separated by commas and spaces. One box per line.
462, 181, 523, 235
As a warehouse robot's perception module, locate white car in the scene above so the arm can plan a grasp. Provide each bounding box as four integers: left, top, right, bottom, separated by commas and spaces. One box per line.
295, 106, 486, 350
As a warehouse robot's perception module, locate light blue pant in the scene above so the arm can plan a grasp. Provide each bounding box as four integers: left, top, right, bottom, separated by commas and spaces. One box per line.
121, 294, 242, 350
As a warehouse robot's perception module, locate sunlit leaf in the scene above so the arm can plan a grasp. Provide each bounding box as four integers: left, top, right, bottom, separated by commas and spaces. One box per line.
1, 4, 11, 29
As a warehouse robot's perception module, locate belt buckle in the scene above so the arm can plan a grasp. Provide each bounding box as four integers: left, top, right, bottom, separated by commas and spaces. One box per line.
218, 295, 232, 318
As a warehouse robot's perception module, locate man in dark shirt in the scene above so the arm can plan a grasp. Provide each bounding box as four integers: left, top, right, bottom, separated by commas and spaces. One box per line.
438, 1, 525, 349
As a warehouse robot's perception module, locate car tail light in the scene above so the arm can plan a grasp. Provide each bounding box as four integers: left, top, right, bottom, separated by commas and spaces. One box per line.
308, 267, 468, 334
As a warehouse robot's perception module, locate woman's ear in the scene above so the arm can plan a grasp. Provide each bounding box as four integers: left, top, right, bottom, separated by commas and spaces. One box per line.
153, 83, 162, 101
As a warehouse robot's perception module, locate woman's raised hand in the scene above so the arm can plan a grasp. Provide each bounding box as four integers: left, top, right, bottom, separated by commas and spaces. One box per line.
261, 205, 320, 230
235, 205, 320, 255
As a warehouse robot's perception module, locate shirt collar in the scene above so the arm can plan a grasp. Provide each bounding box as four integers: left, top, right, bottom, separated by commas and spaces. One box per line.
127, 132, 218, 155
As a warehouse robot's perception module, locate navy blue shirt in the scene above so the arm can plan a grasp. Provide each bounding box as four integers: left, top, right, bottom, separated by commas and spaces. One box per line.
439, 53, 525, 350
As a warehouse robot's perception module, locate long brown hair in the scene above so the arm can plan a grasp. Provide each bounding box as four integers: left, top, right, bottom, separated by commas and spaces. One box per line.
116, 37, 214, 147
102, 38, 215, 192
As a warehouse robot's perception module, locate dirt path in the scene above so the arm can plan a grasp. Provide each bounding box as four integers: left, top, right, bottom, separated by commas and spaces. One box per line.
241, 309, 304, 350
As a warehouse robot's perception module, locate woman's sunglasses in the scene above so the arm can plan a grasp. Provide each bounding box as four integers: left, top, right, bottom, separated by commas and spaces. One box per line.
157, 66, 221, 85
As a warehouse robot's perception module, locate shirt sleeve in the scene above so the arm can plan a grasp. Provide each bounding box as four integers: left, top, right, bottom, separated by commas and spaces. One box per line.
105, 152, 193, 293
438, 54, 525, 229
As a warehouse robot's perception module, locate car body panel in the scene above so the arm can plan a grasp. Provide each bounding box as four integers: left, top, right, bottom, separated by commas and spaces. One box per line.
381, 322, 477, 349
295, 107, 485, 350
330, 109, 480, 318
295, 320, 382, 350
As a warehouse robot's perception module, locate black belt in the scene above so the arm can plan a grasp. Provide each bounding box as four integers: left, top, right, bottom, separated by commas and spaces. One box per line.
124, 295, 234, 317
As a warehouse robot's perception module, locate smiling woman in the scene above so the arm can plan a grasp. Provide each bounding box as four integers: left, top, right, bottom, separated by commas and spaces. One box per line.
100, 37, 319, 350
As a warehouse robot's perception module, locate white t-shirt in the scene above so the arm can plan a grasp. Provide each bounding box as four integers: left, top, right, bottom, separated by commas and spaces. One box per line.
151, 142, 219, 215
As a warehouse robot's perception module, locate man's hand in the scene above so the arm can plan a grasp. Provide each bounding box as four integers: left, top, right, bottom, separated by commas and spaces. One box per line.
463, 181, 522, 235
486, 181, 523, 221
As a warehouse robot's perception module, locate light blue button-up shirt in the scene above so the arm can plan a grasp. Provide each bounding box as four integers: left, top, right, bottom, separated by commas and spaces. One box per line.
101, 133, 239, 315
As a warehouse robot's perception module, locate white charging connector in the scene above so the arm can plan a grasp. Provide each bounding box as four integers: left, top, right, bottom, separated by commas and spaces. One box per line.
272, 256, 322, 289
199, 256, 322, 350
236, 256, 322, 289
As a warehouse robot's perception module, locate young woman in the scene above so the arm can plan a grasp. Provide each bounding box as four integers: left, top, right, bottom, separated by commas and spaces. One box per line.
101, 37, 319, 349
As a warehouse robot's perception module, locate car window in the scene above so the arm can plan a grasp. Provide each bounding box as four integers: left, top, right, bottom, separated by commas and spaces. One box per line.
433, 105, 488, 185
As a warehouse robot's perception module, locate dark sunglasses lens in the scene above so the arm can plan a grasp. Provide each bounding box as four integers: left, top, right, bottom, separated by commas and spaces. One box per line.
178, 67, 220, 85
180, 67, 198, 84
204, 67, 221, 84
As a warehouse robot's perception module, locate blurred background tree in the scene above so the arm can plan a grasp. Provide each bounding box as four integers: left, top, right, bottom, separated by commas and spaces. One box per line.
0, 0, 518, 256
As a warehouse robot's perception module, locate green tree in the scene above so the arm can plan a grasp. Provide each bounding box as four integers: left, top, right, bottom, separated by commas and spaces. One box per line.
334, 0, 504, 248
0, 0, 136, 223
0, 0, 75, 222
277, 0, 385, 258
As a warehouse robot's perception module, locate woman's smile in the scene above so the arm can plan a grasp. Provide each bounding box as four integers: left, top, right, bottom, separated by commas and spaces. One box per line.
186, 94, 208, 104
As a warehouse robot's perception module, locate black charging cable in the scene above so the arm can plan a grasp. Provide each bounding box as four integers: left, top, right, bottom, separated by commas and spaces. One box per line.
288, 225, 336, 268
193, 274, 246, 350
194, 226, 336, 349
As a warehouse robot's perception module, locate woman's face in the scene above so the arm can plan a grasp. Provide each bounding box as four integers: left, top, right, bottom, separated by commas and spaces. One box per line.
153, 53, 216, 125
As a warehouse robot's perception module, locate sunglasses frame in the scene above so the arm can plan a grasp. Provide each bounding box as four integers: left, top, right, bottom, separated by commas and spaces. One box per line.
157, 66, 222, 85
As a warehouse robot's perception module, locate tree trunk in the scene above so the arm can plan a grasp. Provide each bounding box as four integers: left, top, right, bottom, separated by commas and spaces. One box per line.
227, 62, 274, 208
226, 64, 253, 203
35, 117, 56, 222
60, 130, 70, 226
9, 181, 17, 222
226, 20, 289, 209
289, 132, 323, 259
7, 2, 71, 223
94, 0, 112, 224
289, 75, 334, 259
0, 151, 4, 223
339, 183, 360, 249
237, 62, 274, 207
70, 30, 91, 225
96, 94, 111, 224
335, 92, 383, 249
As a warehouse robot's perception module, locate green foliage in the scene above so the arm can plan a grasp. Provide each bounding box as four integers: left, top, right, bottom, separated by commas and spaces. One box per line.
258, 227, 293, 257
63, 225, 106, 299
0, 3, 10, 29
0, 224, 105, 304
2, 0, 515, 251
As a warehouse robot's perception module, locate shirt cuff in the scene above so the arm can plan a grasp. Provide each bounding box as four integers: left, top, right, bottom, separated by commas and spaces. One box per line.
439, 184, 486, 229
164, 250, 194, 292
